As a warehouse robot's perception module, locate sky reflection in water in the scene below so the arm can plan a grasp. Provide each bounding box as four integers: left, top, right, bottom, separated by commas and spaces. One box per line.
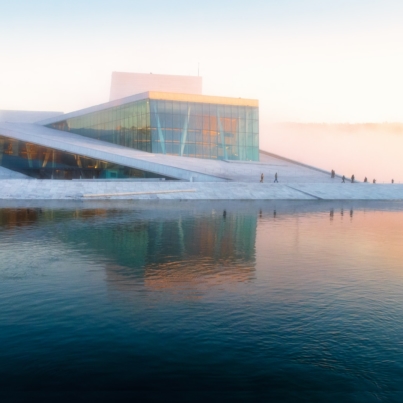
0, 201, 402, 402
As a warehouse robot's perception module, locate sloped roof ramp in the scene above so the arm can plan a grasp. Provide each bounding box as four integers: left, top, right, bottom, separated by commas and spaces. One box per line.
0, 122, 227, 182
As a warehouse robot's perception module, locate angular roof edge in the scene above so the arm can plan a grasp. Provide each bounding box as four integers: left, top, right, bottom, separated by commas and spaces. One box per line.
37, 92, 258, 126
147, 92, 258, 107
36, 92, 150, 125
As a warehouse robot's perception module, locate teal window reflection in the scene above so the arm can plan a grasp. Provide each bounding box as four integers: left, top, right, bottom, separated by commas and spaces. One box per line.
0, 135, 172, 180
47, 98, 259, 161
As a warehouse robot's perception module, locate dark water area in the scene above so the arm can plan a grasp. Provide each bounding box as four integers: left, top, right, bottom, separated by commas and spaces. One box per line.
1, 200, 403, 402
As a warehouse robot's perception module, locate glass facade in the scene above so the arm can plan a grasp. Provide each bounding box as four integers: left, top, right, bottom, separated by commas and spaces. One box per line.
47, 97, 259, 161
47, 100, 151, 153
0, 135, 171, 180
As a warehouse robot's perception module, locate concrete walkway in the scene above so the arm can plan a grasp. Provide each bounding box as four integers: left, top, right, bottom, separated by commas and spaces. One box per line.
1, 180, 402, 200
0, 166, 29, 179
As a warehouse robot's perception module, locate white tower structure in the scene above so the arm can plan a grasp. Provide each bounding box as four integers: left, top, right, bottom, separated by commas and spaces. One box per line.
109, 72, 202, 101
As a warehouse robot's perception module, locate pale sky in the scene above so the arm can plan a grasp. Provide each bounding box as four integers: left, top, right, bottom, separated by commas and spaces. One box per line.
1, 0, 403, 123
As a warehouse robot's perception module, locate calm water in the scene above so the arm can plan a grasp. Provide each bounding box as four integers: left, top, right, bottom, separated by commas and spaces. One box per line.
1, 201, 403, 402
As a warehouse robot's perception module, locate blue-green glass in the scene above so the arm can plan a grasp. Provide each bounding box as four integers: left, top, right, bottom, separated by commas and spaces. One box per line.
164, 128, 172, 143
164, 101, 172, 115
193, 103, 202, 116
154, 100, 164, 114
139, 114, 146, 129
46, 98, 258, 161
180, 102, 188, 114
172, 102, 181, 115
187, 144, 196, 155
0, 134, 170, 179
172, 114, 182, 129
253, 120, 258, 134
165, 113, 173, 129
172, 129, 181, 143
188, 130, 197, 143
195, 116, 202, 130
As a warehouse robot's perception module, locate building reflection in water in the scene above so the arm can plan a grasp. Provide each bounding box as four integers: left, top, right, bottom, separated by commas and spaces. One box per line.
2, 203, 403, 297
1, 207, 257, 295
0, 208, 41, 228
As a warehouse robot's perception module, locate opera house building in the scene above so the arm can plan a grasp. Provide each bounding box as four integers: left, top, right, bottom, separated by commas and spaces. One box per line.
0, 73, 259, 181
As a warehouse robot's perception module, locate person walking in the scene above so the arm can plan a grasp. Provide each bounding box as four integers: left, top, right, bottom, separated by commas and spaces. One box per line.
373, 179, 376, 184
260, 173, 264, 183
351, 174, 355, 183
364, 177, 367, 182
274, 172, 278, 183
342, 175, 345, 183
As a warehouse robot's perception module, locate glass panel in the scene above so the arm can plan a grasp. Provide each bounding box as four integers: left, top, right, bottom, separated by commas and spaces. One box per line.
155, 100, 165, 114
187, 144, 196, 156
165, 142, 173, 154
196, 144, 203, 156
202, 116, 209, 131
172, 129, 181, 143
151, 112, 158, 127
164, 114, 173, 129
165, 101, 173, 115
187, 130, 196, 143
253, 120, 258, 134
193, 103, 203, 116
164, 129, 173, 143
0, 134, 173, 180
172, 102, 181, 115
45, 98, 259, 161
194, 116, 202, 130
180, 102, 188, 114
209, 104, 217, 116
172, 114, 182, 129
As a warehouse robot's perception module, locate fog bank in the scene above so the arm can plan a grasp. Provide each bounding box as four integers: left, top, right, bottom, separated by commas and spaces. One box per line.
261, 123, 403, 183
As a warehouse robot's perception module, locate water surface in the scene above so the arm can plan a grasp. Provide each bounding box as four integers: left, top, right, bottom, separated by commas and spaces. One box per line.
1, 201, 403, 402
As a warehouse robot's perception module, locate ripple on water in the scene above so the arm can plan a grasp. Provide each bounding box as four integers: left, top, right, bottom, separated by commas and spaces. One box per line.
0, 204, 403, 400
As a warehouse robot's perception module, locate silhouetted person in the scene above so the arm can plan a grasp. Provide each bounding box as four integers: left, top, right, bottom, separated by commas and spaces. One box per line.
392, 179, 394, 184
364, 177, 367, 183
331, 169, 335, 178
351, 174, 355, 183
259, 209, 262, 218
350, 209, 353, 217
273, 210, 277, 218
260, 173, 264, 183
330, 209, 334, 218
342, 175, 345, 183
223, 210, 227, 219
274, 172, 278, 183
373, 179, 376, 184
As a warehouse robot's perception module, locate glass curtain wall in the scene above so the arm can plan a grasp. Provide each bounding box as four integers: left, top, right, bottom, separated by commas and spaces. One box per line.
150, 100, 259, 161
0, 135, 167, 180
47, 100, 151, 152
47, 99, 259, 161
